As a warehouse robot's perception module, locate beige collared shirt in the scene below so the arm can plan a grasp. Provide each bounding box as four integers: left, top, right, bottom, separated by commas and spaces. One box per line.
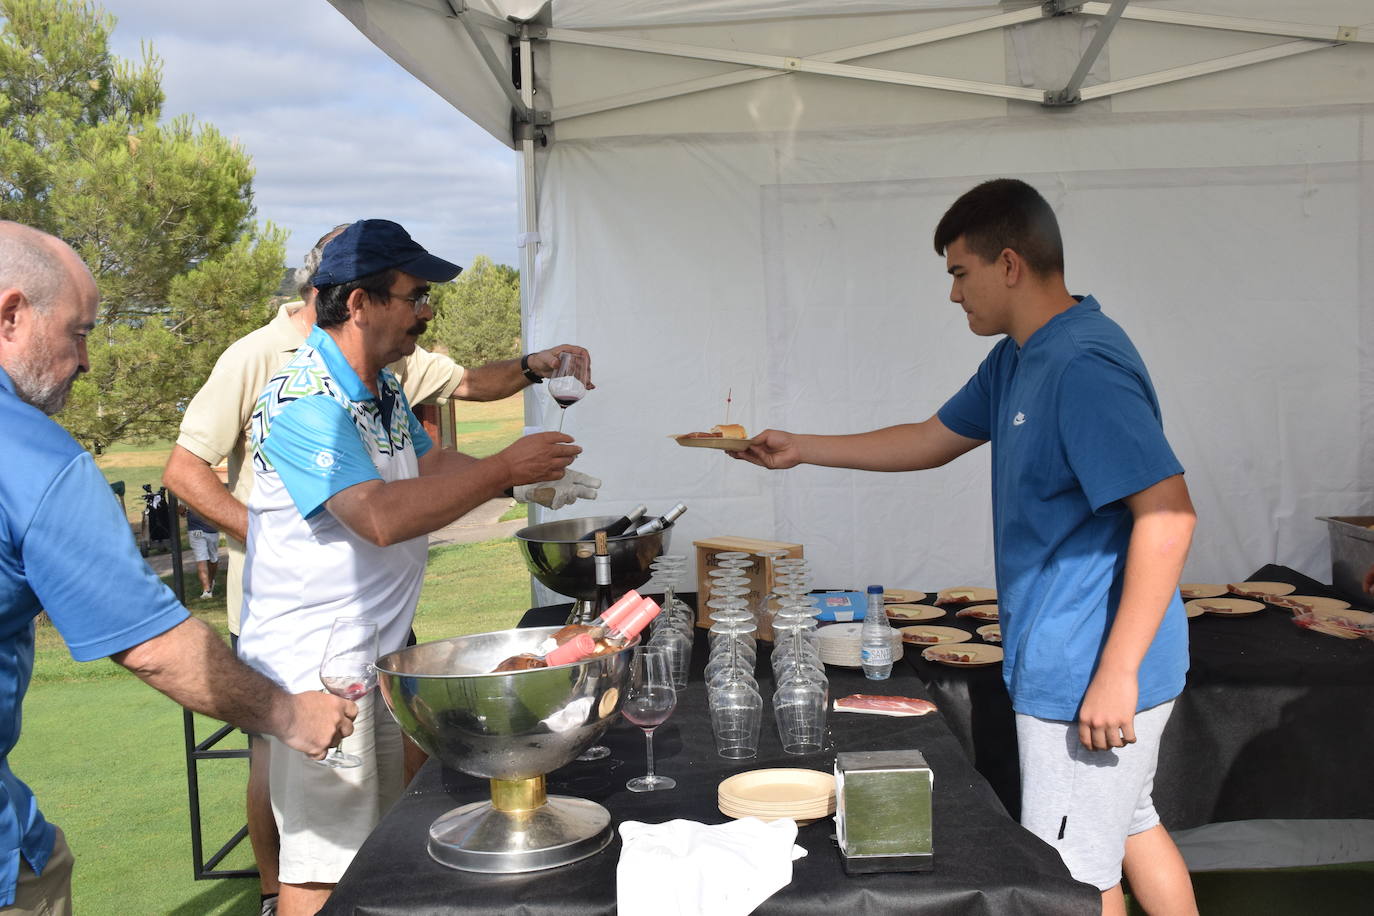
175, 301, 465, 631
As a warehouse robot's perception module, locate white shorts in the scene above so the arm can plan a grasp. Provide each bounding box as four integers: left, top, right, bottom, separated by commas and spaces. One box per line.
188, 528, 220, 564
1016, 699, 1174, 891
268, 692, 404, 885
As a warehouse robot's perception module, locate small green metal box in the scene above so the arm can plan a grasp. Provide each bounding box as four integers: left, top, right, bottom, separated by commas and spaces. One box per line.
834, 750, 934, 874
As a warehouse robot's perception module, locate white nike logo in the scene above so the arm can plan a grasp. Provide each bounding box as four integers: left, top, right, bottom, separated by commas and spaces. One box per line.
1013, 412, 1026, 426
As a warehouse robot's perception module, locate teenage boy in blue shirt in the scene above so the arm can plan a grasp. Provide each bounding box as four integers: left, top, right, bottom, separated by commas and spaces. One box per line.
734, 179, 1198, 915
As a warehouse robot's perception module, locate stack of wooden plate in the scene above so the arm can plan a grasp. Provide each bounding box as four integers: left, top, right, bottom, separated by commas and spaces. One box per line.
718, 768, 837, 823
816, 622, 904, 667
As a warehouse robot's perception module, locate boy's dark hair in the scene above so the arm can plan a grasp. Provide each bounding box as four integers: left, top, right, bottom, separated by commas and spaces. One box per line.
314, 268, 397, 329
933, 178, 1065, 277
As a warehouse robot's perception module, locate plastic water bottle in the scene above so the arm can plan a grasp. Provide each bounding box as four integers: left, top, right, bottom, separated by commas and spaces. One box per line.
860, 585, 893, 680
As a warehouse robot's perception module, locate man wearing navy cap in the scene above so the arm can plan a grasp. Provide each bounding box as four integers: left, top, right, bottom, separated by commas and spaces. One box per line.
237, 220, 583, 916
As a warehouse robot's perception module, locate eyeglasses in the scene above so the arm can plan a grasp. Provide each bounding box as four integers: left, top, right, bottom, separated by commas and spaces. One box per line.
374, 289, 430, 313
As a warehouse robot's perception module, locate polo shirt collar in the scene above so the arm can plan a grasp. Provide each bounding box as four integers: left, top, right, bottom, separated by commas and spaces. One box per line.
0, 365, 14, 397
305, 325, 378, 403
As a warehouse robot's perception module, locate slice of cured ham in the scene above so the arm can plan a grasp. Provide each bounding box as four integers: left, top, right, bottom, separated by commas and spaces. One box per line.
923, 649, 976, 664
832, 694, 938, 717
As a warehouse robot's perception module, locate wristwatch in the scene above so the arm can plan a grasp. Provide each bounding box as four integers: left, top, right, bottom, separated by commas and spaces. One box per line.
520, 353, 542, 384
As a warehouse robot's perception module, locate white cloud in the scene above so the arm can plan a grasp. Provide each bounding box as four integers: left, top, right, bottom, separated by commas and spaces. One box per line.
99, 0, 520, 269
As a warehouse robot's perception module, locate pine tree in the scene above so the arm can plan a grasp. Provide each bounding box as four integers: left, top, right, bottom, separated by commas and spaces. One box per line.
425, 254, 521, 369
0, 0, 285, 451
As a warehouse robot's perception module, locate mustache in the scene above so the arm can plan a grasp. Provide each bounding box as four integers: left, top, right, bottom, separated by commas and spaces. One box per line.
407, 320, 428, 336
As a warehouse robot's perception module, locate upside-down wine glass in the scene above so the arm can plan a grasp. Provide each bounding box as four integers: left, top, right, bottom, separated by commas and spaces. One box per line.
624, 646, 678, 792
317, 617, 379, 769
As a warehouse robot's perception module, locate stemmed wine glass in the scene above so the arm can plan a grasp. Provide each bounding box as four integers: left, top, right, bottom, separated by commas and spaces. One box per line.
623, 646, 677, 792
317, 617, 379, 769
547, 351, 589, 432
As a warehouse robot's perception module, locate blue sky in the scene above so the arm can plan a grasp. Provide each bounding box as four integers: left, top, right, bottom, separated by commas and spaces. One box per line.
100, 0, 520, 271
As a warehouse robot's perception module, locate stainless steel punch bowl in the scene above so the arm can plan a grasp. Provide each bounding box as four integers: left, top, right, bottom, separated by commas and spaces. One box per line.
514, 514, 672, 601
375, 626, 631, 779
374, 627, 635, 872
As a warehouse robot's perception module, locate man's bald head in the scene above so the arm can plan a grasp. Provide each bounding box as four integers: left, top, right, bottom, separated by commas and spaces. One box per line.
0, 222, 98, 414
0, 221, 72, 314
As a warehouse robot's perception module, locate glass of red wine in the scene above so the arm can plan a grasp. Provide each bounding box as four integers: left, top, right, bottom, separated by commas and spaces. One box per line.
547, 351, 588, 432
624, 645, 677, 792
317, 617, 379, 769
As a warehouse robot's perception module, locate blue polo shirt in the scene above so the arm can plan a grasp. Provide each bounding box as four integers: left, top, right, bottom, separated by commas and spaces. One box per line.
938, 296, 1188, 721
0, 368, 188, 905
249, 326, 432, 518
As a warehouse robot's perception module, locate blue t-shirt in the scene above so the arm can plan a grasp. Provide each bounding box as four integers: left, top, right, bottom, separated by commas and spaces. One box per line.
185, 508, 217, 534
0, 369, 188, 905
938, 296, 1188, 721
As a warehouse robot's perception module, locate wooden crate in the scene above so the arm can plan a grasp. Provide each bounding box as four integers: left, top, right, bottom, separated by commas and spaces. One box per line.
693, 535, 804, 641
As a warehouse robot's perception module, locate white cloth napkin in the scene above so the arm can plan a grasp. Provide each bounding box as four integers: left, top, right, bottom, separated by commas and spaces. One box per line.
616, 817, 807, 916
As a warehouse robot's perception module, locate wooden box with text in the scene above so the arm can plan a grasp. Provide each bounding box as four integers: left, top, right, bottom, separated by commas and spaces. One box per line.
693, 535, 804, 642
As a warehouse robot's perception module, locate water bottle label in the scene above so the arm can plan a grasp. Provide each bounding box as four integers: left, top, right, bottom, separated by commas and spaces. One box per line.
862, 645, 892, 665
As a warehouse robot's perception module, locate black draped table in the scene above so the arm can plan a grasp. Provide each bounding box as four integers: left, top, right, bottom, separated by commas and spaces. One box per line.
323, 604, 1099, 915
905, 565, 1374, 829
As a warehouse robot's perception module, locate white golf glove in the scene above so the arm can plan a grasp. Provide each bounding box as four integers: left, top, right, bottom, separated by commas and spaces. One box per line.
513, 470, 602, 509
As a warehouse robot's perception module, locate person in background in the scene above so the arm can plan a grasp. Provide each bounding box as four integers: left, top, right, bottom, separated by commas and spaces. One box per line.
238, 219, 584, 916
161, 223, 599, 915
0, 221, 355, 916
184, 505, 220, 599
734, 179, 1198, 916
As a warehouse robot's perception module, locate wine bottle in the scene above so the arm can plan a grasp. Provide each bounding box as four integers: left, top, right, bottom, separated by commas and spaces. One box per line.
578, 505, 647, 541
517, 587, 643, 666
586, 596, 662, 656
591, 530, 614, 617
493, 633, 598, 672
615, 505, 649, 536
490, 598, 661, 673
632, 503, 687, 536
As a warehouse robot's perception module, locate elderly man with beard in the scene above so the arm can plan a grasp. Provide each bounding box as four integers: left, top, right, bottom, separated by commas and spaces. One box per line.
236, 219, 584, 916
0, 223, 356, 915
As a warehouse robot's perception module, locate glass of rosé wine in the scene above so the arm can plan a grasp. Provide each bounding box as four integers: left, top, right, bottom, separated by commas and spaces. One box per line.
623, 646, 677, 792
317, 617, 379, 769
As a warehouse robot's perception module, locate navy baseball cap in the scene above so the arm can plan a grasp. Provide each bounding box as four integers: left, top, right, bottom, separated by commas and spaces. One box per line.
311, 219, 462, 288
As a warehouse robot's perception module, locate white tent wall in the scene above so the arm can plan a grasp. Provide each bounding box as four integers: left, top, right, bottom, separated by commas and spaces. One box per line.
325, 0, 1374, 595
527, 106, 1374, 593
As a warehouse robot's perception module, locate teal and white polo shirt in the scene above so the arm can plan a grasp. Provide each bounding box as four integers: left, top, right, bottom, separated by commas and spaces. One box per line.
238, 326, 432, 693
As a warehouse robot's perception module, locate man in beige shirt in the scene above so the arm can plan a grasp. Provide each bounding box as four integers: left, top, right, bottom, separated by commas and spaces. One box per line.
162, 225, 597, 915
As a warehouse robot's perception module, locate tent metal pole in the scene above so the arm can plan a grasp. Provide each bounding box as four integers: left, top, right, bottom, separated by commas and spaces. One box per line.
542, 27, 1041, 101
517, 24, 540, 400
446, 1, 532, 120
443, 0, 518, 37
550, 6, 1045, 122
1046, 0, 1129, 106
1082, 3, 1372, 44
1080, 38, 1338, 100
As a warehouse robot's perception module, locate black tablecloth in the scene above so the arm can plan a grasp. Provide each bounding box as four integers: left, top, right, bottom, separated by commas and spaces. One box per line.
904, 565, 1374, 828
324, 605, 1099, 915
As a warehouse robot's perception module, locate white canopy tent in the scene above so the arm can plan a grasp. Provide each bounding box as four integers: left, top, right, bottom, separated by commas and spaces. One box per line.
327, 0, 1374, 595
